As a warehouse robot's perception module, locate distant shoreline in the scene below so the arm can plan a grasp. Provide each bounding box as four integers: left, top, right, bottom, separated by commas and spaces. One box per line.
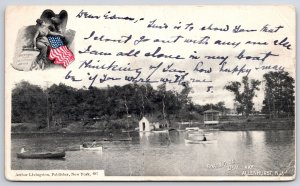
207, 120, 295, 131
11, 122, 294, 139
11, 117, 295, 138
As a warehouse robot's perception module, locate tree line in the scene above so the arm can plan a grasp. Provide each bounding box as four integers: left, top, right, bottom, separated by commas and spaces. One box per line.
12, 70, 295, 129
12, 81, 226, 128
225, 71, 295, 118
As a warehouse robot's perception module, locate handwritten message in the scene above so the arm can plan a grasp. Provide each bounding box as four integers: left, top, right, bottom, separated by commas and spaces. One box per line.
60, 6, 294, 95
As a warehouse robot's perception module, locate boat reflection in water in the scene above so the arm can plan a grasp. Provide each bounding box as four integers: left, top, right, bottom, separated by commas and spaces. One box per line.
11, 130, 295, 176
17, 150, 66, 159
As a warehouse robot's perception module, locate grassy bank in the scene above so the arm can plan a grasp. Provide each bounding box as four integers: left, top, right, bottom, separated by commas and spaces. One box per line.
212, 120, 295, 131
11, 117, 295, 137
171, 117, 295, 131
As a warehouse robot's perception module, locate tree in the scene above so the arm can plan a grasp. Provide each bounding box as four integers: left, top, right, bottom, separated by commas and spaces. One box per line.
179, 82, 192, 106
215, 101, 230, 115
48, 83, 79, 122
200, 102, 229, 115
175, 82, 192, 119
225, 76, 261, 117
12, 81, 47, 126
262, 71, 295, 118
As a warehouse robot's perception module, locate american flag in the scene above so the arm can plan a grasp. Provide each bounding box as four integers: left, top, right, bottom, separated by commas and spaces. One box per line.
48, 36, 75, 68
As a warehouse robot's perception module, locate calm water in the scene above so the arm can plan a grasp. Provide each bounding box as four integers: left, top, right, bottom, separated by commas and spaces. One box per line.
11, 130, 295, 176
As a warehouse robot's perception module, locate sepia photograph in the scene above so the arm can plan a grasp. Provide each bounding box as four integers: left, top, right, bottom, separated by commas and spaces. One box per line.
5, 5, 296, 181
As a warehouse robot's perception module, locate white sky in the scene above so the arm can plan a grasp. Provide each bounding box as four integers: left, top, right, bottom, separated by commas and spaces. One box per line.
6, 6, 295, 110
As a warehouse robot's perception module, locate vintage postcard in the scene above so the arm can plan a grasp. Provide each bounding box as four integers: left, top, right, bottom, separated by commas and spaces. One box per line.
5, 5, 296, 181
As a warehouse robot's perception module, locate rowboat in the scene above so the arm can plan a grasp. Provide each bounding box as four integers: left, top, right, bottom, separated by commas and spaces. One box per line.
184, 139, 217, 144
185, 127, 200, 131
152, 130, 169, 133
79, 145, 103, 151
188, 132, 213, 137
17, 151, 65, 159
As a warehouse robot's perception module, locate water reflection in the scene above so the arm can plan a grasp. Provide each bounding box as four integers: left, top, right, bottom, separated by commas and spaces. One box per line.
11, 130, 295, 176
169, 130, 181, 144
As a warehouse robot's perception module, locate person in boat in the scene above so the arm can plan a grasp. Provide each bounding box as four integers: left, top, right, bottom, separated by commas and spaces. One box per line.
32, 19, 64, 70
20, 147, 26, 153
90, 140, 97, 148
203, 135, 207, 141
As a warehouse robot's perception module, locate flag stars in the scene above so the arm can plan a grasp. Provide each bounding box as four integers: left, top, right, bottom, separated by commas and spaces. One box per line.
48, 36, 64, 48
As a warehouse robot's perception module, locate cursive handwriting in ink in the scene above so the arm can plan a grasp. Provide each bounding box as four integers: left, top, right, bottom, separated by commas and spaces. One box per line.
207, 86, 214, 93
147, 62, 163, 79
99, 74, 121, 83
76, 10, 101, 19
255, 65, 285, 71
260, 24, 284, 33
173, 22, 182, 30
205, 55, 229, 65
233, 25, 257, 33
79, 60, 142, 77
189, 51, 201, 60
103, 11, 144, 23
194, 62, 212, 73
145, 47, 185, 60
162, 63, 186, 73
200, 24, 229, 32
134, 36, 150, 45
214, 39, 241, 48
245, 41, 268, 45
76, 10, 144, 23
116, 49, 140, 57
219, 63, 252, 76
184, 22, 194, 31
147, 19, 168, 29
83, 31, 132, 44
87, 73, 98, 88
274, 37, 292, 50
236, 50, 279, 63
78, 45, 112, 56
65, 70, 82, 82
190, 78, 212, 83
125, 73, 159, 84
153, 35, 184, 44
160, 73, 189, 85
184, 36, 210, 45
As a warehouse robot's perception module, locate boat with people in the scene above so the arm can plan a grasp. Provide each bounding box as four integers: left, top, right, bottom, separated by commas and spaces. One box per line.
17, 150, 66, 159
188, 132, 213, 137
184, 138, 217, 144
79, 145, 103, 151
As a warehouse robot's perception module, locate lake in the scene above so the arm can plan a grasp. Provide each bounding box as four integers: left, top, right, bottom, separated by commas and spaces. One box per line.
11, 130, 295, 176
